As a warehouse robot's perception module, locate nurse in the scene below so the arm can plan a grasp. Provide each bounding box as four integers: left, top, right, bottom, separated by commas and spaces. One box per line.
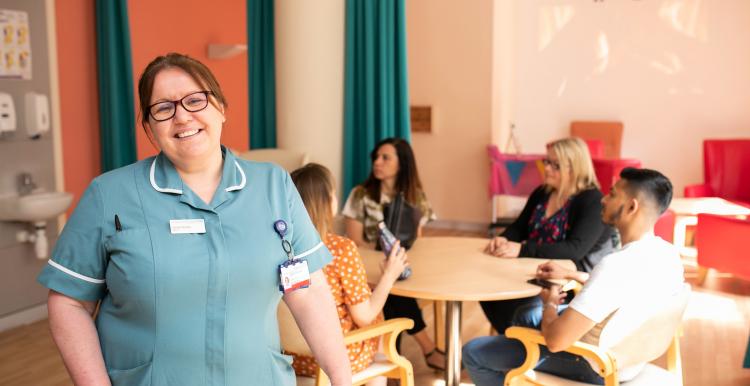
38, 53, 351, 386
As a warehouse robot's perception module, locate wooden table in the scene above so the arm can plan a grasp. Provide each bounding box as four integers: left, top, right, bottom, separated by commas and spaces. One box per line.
360, 237, 575, 386
668, 197, 750, 257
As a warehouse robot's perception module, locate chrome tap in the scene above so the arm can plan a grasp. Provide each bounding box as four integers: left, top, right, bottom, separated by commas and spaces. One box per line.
18, 173, 37, 196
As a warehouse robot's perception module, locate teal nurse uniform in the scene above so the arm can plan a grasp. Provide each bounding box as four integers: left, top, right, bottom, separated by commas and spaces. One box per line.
37, 147, 332, 386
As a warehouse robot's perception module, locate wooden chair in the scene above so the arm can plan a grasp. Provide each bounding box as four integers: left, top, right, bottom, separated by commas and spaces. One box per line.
570, 121, 623, 159
278, 301, 415, 386
237, 148, 309, 172
504, 284, 691, 386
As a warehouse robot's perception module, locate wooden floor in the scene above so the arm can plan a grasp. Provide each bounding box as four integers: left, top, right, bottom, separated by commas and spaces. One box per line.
1, 229, 749, 385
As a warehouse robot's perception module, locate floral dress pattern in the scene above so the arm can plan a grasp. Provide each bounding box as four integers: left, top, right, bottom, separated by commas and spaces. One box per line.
527, 197, 572, 245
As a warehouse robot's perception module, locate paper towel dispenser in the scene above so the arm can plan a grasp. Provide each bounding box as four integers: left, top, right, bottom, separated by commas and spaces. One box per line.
25, 92, 50, 139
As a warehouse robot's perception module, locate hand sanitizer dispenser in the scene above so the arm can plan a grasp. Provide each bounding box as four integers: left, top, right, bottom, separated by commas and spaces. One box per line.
0, 92, 17, 134
25, 92, 50, 139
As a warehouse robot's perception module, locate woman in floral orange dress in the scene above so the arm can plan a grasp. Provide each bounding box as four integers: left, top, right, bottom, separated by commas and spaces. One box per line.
289, 163, 409, 385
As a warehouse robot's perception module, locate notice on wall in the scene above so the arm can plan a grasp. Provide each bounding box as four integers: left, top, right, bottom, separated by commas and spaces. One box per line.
0, 9, 32, 80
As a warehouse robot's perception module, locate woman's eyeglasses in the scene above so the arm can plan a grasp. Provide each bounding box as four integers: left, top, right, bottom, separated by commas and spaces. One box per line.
542, 158, 561, 171
148, 91, 213, 122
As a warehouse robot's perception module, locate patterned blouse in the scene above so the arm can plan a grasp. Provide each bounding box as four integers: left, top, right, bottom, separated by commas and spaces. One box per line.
342, 185, 437, 243
287, 233, 381, 377
527, 197, 573, 245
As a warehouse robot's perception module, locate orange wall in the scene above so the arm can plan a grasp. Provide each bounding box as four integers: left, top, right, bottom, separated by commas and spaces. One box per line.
128, 0, 248, 160
57, 0, 249, 208
57, 0, 100, 212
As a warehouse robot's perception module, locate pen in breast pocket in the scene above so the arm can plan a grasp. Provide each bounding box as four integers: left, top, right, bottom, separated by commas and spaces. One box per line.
115, 215, 122, 232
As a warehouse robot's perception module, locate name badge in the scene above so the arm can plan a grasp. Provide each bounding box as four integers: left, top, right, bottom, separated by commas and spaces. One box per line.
279, 259, 310, 294
169, 219, 206, 234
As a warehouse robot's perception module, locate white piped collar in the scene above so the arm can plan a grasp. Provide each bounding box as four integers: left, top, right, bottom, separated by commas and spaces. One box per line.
148, 147, 247, 195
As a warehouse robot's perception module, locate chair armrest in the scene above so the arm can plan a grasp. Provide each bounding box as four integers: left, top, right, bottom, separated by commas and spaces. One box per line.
504, 327, 617, 382
343, 317, 413, 345
684, 184, 713, 198
314, 318, 414, 386
344, 318, 414, 363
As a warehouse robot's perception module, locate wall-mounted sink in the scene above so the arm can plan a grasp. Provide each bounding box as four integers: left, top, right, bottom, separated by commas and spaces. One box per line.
0, 191, 73, 222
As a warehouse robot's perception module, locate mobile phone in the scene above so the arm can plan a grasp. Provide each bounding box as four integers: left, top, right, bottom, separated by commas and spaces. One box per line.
526, 278, 558, 289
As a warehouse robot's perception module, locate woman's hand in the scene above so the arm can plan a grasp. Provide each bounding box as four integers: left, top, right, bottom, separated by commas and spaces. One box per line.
484, 236, 509, 255
353, 241, 408, 328
486, 237, 521, 258
494, 241, 521, 258
380, 241, 409, 283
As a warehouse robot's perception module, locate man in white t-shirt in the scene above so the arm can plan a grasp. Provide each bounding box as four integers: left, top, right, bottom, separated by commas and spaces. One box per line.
463, 168, 684, 385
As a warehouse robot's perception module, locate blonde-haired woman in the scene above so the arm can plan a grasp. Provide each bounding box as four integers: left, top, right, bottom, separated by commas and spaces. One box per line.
289, 163, 409, 386
482, 137, 616, 332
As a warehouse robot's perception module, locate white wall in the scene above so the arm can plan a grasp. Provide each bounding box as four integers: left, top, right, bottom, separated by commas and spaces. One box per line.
508, 0, 750, 195
408, 0, 494, 225
275, 0, 345, 192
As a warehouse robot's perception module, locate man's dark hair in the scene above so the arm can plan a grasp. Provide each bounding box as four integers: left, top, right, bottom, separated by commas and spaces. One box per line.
619, 167, 673, 215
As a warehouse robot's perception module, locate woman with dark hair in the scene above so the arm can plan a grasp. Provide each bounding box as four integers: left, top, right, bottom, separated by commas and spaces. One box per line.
342, 137, 443, 370
38, 53, 351, 386
343, 138, 435, 247
289, 163, 408, 385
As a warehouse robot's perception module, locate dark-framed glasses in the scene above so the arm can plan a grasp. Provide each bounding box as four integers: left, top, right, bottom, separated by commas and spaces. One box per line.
148, 91, 213, 122
542, 158, 561, 171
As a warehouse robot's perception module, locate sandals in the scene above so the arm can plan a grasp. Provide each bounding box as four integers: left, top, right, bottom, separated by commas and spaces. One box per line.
424, 348, 446, 371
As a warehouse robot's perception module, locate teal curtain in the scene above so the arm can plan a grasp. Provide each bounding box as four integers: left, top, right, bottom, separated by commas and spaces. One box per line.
247, 0, 277, 149
95, 0, 136, 172
343, 0, 411, 196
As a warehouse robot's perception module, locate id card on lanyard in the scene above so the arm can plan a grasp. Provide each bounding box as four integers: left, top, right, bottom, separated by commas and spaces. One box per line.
274, 220, 310, 293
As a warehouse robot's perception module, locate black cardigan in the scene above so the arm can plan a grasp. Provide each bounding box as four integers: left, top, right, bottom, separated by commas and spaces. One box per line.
502, 186, 616, 272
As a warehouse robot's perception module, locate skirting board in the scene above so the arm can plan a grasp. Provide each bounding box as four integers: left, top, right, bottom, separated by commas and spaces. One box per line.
425, 220, 488, 233
0, 303, 48, 333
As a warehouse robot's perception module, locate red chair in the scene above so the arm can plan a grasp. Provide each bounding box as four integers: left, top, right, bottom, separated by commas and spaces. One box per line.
684, 139, 750, 206
571, 121, 623, 159
654, 209, 676, 243
592, 158, 642, 194
695, 213, 750, 284
584, 139, 605, 159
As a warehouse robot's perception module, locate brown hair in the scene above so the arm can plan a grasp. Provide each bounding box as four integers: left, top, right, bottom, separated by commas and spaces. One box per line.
545, 137, 599, 200
137, 53, 227, 133
362, 137, 425, 205
291, 163, 335, 240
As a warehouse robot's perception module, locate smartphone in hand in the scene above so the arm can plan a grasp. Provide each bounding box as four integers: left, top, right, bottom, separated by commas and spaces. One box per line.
527, 278, 578, 292
526, 278, 558, 289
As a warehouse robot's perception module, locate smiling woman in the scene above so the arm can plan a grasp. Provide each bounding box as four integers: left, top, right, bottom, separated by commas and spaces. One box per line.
136, 56, 228, 189
37, 53, 353, 386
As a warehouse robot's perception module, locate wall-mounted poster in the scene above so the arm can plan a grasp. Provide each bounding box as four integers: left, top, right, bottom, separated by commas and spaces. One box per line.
0, 9, 32, 80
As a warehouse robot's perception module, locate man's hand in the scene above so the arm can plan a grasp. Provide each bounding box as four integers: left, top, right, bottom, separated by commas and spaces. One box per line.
539, 284, 566, 307
536, 261, 570, 280
536, 260, 590, 284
